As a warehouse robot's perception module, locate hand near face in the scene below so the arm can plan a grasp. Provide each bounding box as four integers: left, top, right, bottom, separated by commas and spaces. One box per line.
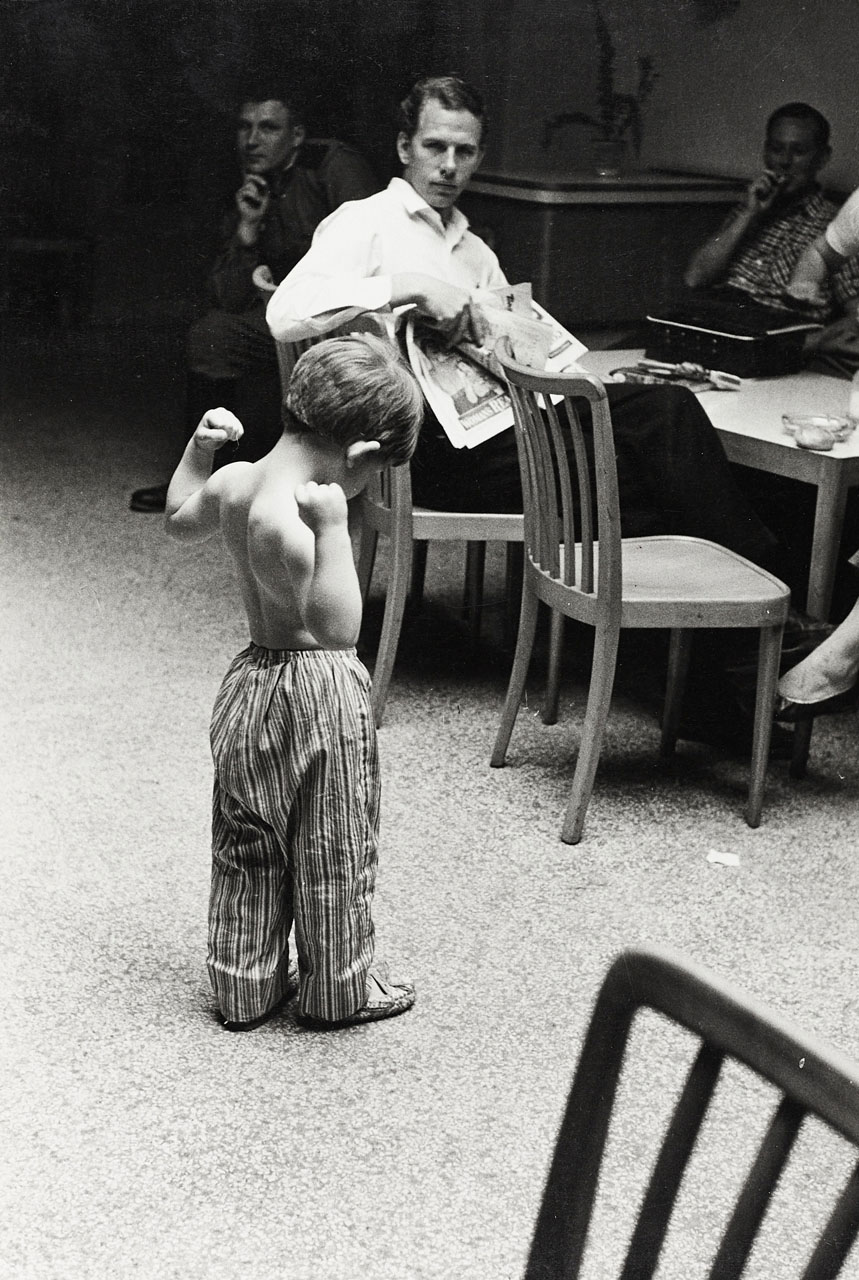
193, 408, 244, 453
746, 169, 787, 215
294, 481, 349, 534
236, 175, 270, 231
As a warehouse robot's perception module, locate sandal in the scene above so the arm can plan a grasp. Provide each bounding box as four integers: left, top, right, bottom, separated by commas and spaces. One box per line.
297, 964, 415, 1030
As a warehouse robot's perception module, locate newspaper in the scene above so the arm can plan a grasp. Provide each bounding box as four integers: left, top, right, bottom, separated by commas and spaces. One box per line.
404, 284, 589, 449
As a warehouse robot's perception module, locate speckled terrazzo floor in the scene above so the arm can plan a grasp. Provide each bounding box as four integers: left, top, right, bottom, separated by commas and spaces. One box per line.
2, 325, 858, 1279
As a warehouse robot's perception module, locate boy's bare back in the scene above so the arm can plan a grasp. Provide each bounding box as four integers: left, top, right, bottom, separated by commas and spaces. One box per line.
166, 410, 366, 653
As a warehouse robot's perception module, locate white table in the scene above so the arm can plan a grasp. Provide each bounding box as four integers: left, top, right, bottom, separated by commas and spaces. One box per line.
581, 349, 859, 620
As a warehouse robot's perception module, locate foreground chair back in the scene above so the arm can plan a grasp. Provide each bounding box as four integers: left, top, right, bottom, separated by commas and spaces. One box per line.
491, 357, 790, 843
526, 945, 859, 1279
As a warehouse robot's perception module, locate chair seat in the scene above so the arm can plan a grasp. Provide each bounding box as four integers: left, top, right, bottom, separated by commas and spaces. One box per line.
619, 535, 789, 623
532, 535, 789, 629
411, 507, 523, 542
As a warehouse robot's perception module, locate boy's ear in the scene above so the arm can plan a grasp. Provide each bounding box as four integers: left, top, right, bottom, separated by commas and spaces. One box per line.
345, 440, 382, 468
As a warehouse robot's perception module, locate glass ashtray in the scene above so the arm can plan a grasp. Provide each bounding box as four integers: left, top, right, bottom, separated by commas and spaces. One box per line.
782, 413, 855, 442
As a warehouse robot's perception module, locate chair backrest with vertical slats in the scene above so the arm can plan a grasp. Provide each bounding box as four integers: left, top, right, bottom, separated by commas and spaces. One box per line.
273, 335, 314, 389
500, 357, 623, 610
252, 263, 314, 391
525, 946, 859, 1279
359, 458, 412, 542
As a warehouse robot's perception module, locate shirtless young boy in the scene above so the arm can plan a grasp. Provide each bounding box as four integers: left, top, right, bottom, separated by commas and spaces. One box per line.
165, 334, 424, 1030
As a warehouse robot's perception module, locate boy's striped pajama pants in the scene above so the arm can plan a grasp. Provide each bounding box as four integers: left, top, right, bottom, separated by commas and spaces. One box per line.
208, 643, 380, 1024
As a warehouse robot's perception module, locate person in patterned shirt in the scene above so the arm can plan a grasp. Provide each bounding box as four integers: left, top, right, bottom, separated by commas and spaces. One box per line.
684, 102, 859, 321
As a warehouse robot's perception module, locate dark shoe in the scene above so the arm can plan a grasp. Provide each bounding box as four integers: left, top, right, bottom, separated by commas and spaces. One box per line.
217, 963, 299, 1032
775, 679, 859, 722
677, 714, 795, 759
296, 965, 415, 1031
130, 483, 168, 513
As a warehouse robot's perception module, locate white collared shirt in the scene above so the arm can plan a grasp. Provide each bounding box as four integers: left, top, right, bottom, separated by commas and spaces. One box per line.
826, 186, 859, 260
266, 177, 507, 340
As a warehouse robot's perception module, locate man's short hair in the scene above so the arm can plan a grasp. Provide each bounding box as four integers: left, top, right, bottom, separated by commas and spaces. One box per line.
284, 335, 424, 467
766, 102, 830, 150
236, 84, 307, 126
398, 75, 487, 143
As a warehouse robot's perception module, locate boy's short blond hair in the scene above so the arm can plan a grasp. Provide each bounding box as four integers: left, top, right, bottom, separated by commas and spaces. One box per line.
284, 335, 424, 467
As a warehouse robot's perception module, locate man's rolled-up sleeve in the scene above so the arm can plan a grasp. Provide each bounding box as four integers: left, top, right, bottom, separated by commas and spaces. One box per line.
826, 188, 859, 260
266, 204, 393, 341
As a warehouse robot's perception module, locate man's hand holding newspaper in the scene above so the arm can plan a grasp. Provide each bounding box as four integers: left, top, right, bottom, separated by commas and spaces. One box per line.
405, 284, 588, 448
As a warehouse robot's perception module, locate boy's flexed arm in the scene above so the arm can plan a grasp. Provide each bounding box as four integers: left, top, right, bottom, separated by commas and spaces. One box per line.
289, 481, 364, 647
165, 409, 244, 540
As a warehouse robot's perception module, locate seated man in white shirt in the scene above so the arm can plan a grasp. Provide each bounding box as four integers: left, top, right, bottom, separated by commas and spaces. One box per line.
267, 76, 826, 747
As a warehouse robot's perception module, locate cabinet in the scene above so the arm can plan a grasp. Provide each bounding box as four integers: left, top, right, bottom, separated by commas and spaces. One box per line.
460, 169, 746, 329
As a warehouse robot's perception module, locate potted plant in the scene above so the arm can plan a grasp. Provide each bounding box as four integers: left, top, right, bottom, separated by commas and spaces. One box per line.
542, 0, 658, 176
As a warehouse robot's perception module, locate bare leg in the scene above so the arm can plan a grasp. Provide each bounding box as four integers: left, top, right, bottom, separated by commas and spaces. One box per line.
778, 595, 859, 705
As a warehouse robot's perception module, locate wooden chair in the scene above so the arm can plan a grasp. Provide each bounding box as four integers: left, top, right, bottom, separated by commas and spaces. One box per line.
252, 265, 314, 385
525, 944, 859, 1279
491, 357, 790, 844
357, 466, 522, 726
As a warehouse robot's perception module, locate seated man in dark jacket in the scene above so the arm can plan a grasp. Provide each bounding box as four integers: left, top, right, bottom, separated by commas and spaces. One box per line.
131, 85, 377, 511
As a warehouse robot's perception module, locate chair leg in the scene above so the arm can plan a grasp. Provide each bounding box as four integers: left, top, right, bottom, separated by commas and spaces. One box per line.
464, 541, 486, 641
660, 628, 693, 757
543, 609, 565, 725
504, 542, 523, 650
561, 621, 619, 845
410, 541, 429, 606
356, 527, 378, 600
745, 623, 783, 828
490, 586, 540, 767
790, 719, 814, 780
370, 527, 413, 728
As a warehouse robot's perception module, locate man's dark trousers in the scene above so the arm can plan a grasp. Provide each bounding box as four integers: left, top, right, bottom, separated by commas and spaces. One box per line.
411, 381, 781, 573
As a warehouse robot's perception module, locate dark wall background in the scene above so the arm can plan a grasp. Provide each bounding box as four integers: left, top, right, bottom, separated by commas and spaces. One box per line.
1, 0, 439, 322
5, 0, 859, 325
